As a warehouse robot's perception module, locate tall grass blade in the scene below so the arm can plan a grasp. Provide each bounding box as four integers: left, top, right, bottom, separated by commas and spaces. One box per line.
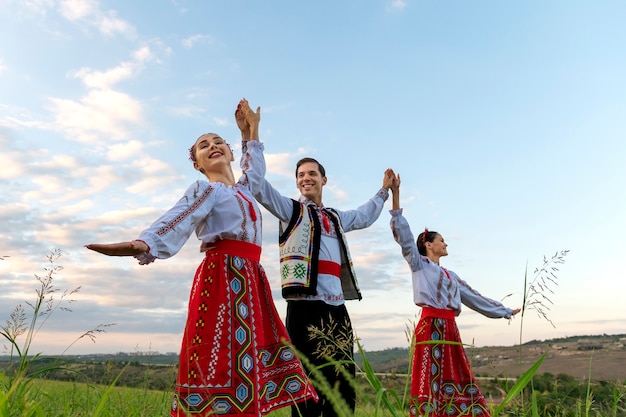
356, 340, 403, 417
493, 350, 548, 416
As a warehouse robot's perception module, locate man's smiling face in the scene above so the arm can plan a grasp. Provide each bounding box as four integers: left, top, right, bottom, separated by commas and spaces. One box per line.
296, 161, 326, 205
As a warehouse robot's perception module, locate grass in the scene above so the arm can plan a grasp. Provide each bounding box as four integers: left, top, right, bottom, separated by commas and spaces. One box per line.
0, 378, 172, 417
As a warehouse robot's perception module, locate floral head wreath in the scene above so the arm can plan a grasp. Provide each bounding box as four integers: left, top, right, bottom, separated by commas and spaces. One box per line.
422, 227, 429, 244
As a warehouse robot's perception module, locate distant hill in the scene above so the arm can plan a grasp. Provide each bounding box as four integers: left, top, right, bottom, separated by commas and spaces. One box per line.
354, 333, 626, 382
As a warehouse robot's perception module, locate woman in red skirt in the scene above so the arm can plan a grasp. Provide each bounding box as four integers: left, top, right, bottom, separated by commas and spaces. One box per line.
386, 170, 520, 417
86, 101, 317, 416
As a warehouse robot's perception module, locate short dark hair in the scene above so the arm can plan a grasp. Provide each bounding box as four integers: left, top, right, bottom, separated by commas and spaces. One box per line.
416, 230, 439, 256
295, 157, 326, 178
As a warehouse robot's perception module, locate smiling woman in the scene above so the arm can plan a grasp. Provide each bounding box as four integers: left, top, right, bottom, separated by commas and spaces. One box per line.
85, 100, 318, 417
386, 171, 521, 417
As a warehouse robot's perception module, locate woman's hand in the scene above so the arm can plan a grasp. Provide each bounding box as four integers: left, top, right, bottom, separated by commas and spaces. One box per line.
85, 240, 149, 257
238, 98, 260, 140
235, 99, 251, 139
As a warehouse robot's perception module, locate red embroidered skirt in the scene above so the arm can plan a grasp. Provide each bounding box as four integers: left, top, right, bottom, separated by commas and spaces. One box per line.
410, 307, 490, 417
171, 240, 318, 417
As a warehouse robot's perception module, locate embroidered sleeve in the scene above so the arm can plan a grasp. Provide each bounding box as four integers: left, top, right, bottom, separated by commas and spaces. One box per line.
456, 273, 513, 318
389, 209, 421, 271
240, 140, 264, 190
246, 141, 296, 222
335, 188, 388, 232
137, 181, 215, 261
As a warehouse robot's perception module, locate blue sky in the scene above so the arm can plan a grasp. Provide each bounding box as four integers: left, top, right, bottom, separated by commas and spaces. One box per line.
1, 0, 625, 355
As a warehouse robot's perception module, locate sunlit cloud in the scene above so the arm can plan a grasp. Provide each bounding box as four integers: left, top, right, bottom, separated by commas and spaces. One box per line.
0, 151, 26, 179
265, 152, 295, 178
58, 0, 136, 38
58, 0, 96, 20
72, 64, 136, 90
97, 10, 134, 37
107, 140, 144, 161
47, 89, 143, 143
71, 45, 155, 89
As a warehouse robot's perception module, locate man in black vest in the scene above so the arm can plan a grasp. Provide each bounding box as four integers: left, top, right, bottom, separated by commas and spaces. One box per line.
238, 98, 393, 417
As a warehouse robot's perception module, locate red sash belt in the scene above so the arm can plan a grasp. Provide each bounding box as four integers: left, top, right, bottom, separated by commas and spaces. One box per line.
317, 260, 341, 277
201, 240, 261, 262
420, 306, 456, 320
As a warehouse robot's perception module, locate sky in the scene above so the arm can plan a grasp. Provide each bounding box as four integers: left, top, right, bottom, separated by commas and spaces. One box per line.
1, 0, 625, 356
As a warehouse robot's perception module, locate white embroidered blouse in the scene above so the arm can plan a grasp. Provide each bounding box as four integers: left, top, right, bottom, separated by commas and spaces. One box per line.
390, 208, 513, 319
135, 145, 262, 264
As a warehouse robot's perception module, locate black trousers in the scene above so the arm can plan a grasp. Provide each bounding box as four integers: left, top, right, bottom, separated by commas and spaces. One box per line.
286, 300, 356, 417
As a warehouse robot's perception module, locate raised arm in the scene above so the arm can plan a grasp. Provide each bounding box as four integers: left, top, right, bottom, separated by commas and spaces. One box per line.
336, 170, 392, 232
235, 98, 260, 141
387, 169, 400, 211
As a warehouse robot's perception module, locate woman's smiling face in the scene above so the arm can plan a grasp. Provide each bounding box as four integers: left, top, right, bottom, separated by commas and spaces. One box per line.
192, 133, 234, 173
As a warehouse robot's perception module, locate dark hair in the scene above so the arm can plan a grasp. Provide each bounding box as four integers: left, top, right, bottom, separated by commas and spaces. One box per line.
295, 157, 326, 178
416, 230, 438, 256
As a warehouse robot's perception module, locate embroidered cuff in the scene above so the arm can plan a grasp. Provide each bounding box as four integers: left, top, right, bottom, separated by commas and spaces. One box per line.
134, 251, 156, 265
376, 188, 390, 201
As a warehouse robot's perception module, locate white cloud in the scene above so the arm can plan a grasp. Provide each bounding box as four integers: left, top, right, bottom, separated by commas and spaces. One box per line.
49, 199, 96, 218
84, 164, 122, 188
0, 151, 26, 179
125, 175, 182, 195
107, 139, 143, 161
47, 89, 143, 143
58, 0, 136, 38
73, 65, 133, 90
132, 45, 154, 63
97, 10, 134, 37
388, 0, 407, 11
58, 0, 96, 20
34, 153, 80, 170
31, 174, 72, 196
265, 152, 295, 178
36, 222, 87, 247
181, 34, 214, 49
40, 45, 163, 143
71, 62, 136, 90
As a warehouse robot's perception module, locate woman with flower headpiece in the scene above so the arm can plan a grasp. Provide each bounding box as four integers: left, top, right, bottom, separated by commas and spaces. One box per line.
86, 100, 317, 417
385, 169, 520, 417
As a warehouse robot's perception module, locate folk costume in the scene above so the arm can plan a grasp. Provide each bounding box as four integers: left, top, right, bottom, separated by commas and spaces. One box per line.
134, 146, 317, 417
389, 209, 513, 417
245, 140, 389, 417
